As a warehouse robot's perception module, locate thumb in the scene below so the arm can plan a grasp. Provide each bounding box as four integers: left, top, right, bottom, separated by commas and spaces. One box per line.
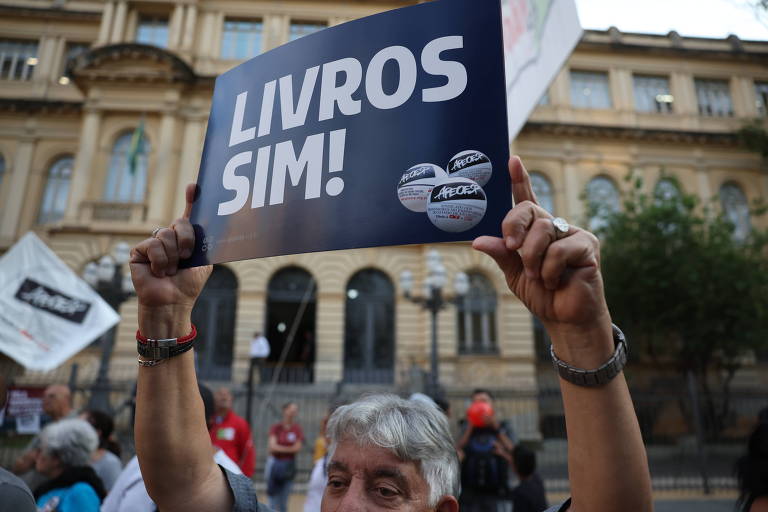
472, 236, 523, 276
183, 183, 197, 220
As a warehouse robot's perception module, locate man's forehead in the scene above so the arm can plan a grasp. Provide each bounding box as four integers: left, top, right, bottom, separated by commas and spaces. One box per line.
329, 441, 420, 475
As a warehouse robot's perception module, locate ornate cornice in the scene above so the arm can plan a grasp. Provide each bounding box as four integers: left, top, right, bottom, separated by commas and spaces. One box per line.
521, 122, 740, 147
70, 43, 197, 86
0, 98, 82, 114
0, 4, 100, 21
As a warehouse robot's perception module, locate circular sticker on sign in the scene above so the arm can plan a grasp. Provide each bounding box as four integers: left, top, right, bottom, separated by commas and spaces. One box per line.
397, 163, 446, 213
446, 150, 492, 187
427, 177, 487, 232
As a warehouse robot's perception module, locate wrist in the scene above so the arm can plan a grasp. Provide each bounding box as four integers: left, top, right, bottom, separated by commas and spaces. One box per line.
138, 304, 193, 339
544, 313, 614, 369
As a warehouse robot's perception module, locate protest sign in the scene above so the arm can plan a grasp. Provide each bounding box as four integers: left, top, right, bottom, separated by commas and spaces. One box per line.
501, 0, 582, 140
0, 232, 120, 371
187, 0, 511, 266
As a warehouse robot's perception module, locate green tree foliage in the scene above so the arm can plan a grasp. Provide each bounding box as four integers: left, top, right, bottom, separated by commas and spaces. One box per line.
593, 174, 768, 438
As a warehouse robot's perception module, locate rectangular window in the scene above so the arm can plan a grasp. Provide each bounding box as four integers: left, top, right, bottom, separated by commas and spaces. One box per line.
570, 70, 612, 109
221, 19, 263, 60
136, 16, 169, 48
756, 81, 768, 117
695, 78, 733, 117
0, 39, 39, 81
289, 21, 327, 42
59, 42, 90, 84
633, 75, 673, 113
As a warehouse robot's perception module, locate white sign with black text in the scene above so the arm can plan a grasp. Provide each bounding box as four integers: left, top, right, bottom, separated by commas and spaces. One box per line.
0, 232, 120, 371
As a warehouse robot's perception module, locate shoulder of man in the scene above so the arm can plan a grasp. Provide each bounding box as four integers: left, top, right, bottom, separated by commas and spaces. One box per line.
0, 468, 35, 512
222, 466, 275, 512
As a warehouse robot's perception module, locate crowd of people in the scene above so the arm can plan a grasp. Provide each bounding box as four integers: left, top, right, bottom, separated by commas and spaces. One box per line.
0, 156, 765, 512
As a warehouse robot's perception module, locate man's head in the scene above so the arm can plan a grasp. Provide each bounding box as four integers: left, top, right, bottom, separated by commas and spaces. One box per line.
214, 387, 233, 415
512, 445, 537, 480
282, 401, 298, 423
323, 394, 459, 512
471, 388, 493, 405
42, 384, 72, 420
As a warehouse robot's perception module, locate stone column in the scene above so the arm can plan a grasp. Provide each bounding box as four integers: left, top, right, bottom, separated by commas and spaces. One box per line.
173, 116, 205, 215
563, 156, 583, 221
146, 112, 179, 225
65, 108, 102, 221
168, 4, 185, 50
0, 139, 36, 241
97, 2, 115, 46
110, 1, 127, 43
181, 5, 198, 52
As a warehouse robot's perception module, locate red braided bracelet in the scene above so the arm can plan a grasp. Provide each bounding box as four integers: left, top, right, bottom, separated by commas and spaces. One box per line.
136, 324, 197, 344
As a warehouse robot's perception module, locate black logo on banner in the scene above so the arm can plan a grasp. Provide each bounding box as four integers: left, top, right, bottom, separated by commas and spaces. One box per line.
14, 279, 91, 324
430, 182, 485, 203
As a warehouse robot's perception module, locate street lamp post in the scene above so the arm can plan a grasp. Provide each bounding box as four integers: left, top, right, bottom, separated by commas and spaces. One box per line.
82, 242, 135, 413
400, 249, 469, 399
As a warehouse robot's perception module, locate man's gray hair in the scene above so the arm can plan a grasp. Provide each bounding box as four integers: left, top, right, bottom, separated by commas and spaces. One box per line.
326, 393, 459, 506
40, 418, 98, 468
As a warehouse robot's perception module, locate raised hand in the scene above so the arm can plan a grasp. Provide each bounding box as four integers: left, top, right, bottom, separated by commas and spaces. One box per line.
472, 157, 610, 341
130, 184, 212, 315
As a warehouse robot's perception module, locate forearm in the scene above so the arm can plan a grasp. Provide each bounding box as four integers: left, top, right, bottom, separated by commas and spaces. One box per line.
549, 319, 652, 512
135, 307, 231, 512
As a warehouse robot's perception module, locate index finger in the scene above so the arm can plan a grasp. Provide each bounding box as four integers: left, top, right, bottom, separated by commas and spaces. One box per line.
182, 183, 197, 220
509, 156, 539, 207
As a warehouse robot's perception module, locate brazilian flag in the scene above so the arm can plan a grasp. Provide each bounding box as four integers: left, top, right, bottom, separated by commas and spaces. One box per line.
127, 119, 145, 175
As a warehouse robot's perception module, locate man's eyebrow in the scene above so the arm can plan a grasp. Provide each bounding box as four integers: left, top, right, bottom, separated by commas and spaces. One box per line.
327, 461, 350, 473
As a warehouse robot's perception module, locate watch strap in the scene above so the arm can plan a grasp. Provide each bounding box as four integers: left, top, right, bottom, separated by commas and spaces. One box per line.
136, 325, 197, 360
550, 324, 628, 387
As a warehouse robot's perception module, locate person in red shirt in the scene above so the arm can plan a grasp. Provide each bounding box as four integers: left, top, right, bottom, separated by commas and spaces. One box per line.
266, 402, 303, 512
208, 387, 255, 478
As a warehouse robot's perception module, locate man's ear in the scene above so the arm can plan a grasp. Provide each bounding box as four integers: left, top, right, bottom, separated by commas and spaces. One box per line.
435, 495, 459, 512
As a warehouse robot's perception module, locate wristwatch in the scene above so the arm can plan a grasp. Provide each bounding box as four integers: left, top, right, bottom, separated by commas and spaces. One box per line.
550, 324, 628, 387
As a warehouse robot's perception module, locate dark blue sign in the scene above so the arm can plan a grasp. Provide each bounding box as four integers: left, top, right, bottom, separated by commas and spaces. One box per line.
187, 0, 510, 266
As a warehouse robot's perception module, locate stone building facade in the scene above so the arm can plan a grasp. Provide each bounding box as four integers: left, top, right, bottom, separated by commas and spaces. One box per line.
0, 0, 766, 394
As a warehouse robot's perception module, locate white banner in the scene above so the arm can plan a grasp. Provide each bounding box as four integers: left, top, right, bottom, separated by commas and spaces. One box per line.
502, 0, 582, 140
0, 232, 120, 371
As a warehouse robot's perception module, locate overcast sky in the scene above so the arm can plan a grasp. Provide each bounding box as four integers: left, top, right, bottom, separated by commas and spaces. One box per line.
575, 0, 767, 40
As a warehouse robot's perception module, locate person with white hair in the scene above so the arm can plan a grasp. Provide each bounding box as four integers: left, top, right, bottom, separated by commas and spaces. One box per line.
128, 157, 652, 512
32, 418, 106, 512
322, 393, 459, 510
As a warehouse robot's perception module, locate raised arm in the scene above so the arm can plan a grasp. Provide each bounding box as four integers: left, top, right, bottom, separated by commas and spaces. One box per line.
473, 157, 652, 512
130, 185, 232, 512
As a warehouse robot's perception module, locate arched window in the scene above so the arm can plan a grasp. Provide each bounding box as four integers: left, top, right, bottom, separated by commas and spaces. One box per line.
344, 269, 394, 384
104, 131, 149, 203
192, 265, 238, 380
654, 177, 681, 203
530, 172, 555, 214
586, 176, 621, 233
720, 182, 751, 242
457, 272, 497, 354
265, 267, 316, 383
38, 156, 73, 224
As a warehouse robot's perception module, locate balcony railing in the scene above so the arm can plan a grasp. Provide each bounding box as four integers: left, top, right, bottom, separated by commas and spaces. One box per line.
80, 201, 146, 224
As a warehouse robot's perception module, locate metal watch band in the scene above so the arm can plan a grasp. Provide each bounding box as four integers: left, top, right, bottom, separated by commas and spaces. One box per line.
550, 324, 628, 387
